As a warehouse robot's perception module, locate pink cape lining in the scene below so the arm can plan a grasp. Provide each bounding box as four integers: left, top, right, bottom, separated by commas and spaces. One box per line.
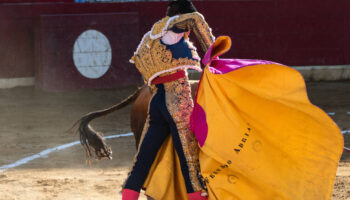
190, 42, 279, 147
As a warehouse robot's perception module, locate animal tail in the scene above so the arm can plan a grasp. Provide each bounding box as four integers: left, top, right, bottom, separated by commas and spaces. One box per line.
69, 87, 142, 161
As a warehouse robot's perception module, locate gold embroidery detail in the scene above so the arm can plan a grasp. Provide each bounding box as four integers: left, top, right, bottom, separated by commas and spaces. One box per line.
133, 37, 200, 82
164, 77, 204, 192
131, 12, 214, 83
168, 12, 215, 52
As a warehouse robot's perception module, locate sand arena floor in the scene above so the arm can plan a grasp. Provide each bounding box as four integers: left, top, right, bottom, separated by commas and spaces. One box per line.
0, 81, 349, 200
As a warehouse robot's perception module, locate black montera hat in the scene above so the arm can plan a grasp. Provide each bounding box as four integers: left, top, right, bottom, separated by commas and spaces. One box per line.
167, 0, 197, 17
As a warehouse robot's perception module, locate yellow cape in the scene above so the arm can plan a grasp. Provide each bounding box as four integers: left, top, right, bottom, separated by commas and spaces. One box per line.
142, 36, 344, 200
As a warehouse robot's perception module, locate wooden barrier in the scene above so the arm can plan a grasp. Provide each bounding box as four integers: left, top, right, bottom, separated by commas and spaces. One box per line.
0, 1, 348, 90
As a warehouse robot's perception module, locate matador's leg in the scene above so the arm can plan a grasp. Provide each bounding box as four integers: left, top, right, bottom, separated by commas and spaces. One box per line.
123, 87, 170, 193
162, 77, 204, 193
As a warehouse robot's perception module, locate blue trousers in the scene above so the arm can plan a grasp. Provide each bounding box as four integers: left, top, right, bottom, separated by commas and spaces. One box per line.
124, 84, 197, 193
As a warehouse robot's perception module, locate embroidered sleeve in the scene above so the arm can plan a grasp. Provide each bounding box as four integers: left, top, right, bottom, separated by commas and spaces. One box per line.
168, 12, 215, 52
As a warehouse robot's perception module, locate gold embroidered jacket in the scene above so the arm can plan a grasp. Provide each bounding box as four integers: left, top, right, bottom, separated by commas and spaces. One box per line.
130, 12, 215, 84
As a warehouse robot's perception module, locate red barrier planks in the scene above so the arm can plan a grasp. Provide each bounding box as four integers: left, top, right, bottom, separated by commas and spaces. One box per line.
0, 0, 348, 90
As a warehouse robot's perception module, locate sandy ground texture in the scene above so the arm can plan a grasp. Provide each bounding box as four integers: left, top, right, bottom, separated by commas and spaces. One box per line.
0, 81, 349, 200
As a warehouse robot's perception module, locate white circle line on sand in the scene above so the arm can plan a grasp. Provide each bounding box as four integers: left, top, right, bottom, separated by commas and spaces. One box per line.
0, 133, 134, 173
1, 130, 349, 173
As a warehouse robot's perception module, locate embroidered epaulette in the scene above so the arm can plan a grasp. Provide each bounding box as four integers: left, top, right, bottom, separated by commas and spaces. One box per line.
150, 17, 169, 39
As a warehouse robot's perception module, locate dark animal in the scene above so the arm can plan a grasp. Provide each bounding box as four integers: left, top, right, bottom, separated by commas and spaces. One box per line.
70, 82, 197, 200
72, 81, 198, 161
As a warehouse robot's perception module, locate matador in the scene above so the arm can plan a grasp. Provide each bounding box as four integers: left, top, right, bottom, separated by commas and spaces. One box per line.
122, 0, 215, 199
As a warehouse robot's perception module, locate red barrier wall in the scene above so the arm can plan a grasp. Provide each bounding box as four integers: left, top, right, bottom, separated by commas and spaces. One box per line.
0, 1, 349, 90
